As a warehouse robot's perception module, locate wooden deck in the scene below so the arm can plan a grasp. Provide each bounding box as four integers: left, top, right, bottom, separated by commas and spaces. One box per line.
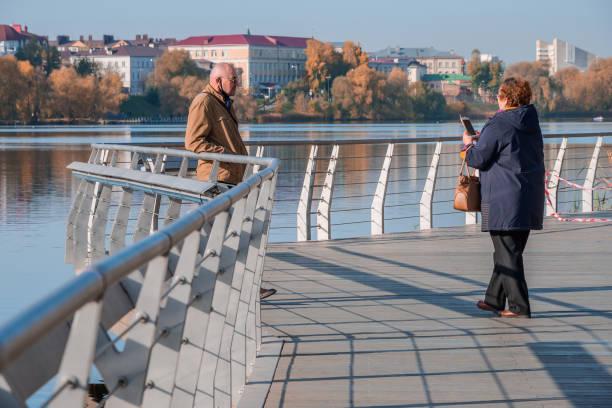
260, 216, 612, 407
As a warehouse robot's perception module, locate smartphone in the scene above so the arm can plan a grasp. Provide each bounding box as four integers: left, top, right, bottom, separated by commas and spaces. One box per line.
460, 115, 476, 136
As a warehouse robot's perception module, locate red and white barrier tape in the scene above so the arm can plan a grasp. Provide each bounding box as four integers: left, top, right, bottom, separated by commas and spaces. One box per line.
545, 172, 612, 223
546, 171, 612, 191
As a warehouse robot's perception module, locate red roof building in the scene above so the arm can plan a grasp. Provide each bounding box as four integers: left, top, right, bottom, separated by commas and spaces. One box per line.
170, 34, 310, 92
0, 24, 47, 56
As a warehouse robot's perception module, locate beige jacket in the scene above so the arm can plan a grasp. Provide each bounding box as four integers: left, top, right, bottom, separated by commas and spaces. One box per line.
184, 84, 248, 184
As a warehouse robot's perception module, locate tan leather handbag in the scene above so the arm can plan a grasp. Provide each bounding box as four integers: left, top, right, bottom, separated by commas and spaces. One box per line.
453, 158, 481, 212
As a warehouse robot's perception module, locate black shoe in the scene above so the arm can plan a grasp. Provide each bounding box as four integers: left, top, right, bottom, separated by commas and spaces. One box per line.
259, 288, 277, 300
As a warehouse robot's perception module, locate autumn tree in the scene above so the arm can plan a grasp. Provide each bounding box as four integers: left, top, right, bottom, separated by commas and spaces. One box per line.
0, 56, 25, 121
330, 64, 387, 119
94, 72, 127, 118
576, 59, 612, 112
382, 67, 414, 119
341, 41, 369, 68
47, 66, 95, 119
147, 50, 208, 115
16, 60, 47, 123
233, 90, 259, 121
304, 39, 347, 92
47, 66, 126, 120
505, 61, 554, 112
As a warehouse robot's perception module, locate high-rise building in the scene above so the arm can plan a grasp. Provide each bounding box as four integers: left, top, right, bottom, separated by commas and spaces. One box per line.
536, 38, 598, 74
169, 34, 309, 93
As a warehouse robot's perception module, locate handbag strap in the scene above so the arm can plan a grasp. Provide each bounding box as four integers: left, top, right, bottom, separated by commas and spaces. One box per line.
459, 158, 477, 177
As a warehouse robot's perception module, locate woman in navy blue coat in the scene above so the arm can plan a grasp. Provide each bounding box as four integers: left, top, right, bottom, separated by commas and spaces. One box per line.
462, 77, 545, 318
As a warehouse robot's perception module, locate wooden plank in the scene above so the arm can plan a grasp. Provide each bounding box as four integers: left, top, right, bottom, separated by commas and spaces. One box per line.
261, 215, 612, 407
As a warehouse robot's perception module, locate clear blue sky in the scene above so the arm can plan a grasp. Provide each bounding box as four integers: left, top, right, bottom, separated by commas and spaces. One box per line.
5, 0, 611, 64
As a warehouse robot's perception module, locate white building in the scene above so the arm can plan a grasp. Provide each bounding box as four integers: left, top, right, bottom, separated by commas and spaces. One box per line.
536, 38, 598, 74
370, 46, 464, 75
70, 46, 163, 94
369, 58, 427, 83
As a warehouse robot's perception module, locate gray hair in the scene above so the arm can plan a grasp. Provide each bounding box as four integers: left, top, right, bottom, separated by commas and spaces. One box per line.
210, 62, 234, 82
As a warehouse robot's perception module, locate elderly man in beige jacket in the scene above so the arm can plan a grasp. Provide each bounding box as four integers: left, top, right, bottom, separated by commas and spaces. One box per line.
184, 62, 276, 299
185, 62, 248, 185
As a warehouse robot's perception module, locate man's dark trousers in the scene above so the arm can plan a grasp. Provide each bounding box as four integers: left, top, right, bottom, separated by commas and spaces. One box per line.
484, 230, 531, 316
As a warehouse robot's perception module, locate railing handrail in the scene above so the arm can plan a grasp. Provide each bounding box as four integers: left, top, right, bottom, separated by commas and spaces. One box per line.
0, 149, 279, 373
241, 132, 612, 146
91, 143, 278, 166
99, 131, 612, 148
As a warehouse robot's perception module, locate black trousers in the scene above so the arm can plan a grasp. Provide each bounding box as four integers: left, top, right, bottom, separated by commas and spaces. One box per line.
484, 230, 531, 316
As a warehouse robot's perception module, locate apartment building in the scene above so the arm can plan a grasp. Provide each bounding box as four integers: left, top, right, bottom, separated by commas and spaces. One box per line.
70, 46, 163, 94
369, 58, 427, 83
169, 34, 309, 92
536, 38, 598, 74
0, 24, 47, 56
370, 46, 464, 75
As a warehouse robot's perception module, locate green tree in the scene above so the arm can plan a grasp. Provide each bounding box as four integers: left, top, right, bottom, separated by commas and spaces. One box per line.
42, 45, 61, 76
409, 82, 448, 120
74, 58, 99, 77
15, 39, 43, 67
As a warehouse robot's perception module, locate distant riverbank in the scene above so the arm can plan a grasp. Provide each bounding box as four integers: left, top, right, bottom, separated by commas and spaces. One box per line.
0, 107, 606, 126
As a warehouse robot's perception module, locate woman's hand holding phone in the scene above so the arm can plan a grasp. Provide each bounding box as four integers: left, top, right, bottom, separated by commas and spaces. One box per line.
462, 130, 480, 145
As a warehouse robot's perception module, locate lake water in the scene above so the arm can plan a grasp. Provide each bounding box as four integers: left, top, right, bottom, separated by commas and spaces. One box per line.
1, 121, 611, 406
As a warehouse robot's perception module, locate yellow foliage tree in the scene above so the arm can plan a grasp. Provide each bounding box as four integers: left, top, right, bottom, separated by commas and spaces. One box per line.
341, 41, 369, 68
95, 72, 128, 117
148, 50, 208, 115
233, 90, 259, 121
47, 66, 126, 120
16, 60, 47, 122
0, 56, 26, 121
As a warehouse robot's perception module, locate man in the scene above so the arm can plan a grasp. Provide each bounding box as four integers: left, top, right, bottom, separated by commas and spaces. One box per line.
185, 62, 276, 300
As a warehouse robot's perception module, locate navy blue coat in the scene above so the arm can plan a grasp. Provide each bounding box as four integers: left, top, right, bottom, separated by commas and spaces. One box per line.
465, 104, 545, 231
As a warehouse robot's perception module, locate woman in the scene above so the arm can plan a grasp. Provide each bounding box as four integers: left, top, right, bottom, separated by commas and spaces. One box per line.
462, 77, 545, 318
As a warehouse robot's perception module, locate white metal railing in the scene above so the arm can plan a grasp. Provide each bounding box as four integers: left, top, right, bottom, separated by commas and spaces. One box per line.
116, 132, 612, 241
237, 132, 611, 241
0, 145, 279, 408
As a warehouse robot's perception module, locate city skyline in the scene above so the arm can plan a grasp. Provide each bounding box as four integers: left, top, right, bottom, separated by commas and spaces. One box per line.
4, 0, 611, 64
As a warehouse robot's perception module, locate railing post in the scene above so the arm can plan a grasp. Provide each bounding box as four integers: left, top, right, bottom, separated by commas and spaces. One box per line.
194, 197, 248, 408
50, 300, 103, 408
65, 148, 98, 264
215, 187, 260, 408
171, 214, 227, 408
232, 179, 272, 403
297, 145, 318, 241
252, 145, 265, 175
141, 229, 202, 407
371, 143, 394, 235
87, 149, 110, 260
317, 144, 340, 241
582, 136, 603, 212
109, 152, 139, 254
419, 142, 442, 230
104, 254, 170, 406
133, 154, 164, 243
546, 137, 568, 215
252, 173, 277, 358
